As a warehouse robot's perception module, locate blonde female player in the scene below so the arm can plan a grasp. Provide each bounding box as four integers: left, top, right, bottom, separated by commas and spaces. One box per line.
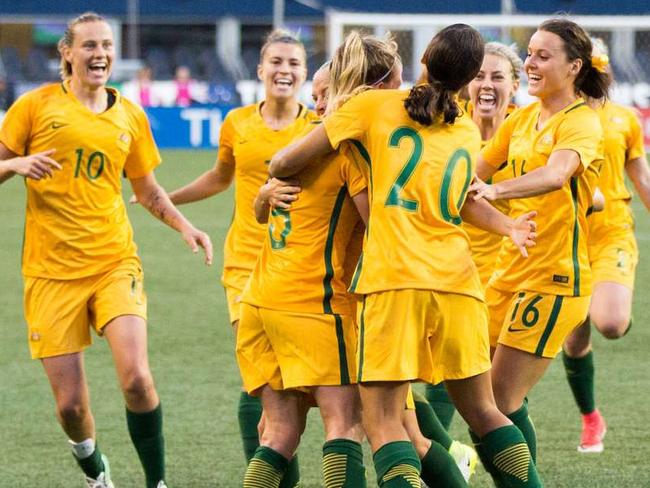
270, 24, 542, 488
0, 12, 212, 488
562, 38, 650, 453
165, 30, 315, 484
427, 41, 524, 431
469, 18, 610, 467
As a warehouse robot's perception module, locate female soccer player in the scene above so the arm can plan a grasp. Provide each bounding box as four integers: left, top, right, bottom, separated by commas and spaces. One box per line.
165, 29, 314, 485
562, 38, 650, 453
427, 41, 524, 431
0, 12, 212, 488
469, 18, 610, 466
269, 24, 542, 488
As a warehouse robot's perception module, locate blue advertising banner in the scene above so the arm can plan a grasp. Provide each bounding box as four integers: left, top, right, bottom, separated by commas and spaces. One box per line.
145, 105, 236, 149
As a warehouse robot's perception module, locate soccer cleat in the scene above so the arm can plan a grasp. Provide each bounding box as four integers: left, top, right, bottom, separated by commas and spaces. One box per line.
156, 482, 168, 488
84, 454, 114, 488
448, 440, 478, 482
578, 409, 607, 453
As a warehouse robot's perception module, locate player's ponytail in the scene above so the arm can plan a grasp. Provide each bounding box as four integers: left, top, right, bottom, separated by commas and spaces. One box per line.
539, 19, 611, 101
404, 24, 484, 126
327, 31, 400, 113
58, 12, 107, 80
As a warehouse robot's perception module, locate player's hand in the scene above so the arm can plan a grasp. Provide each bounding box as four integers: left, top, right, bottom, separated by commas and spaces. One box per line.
509, 211, 537, 258
181, 225, 213, 266
261, 177, 301, 209
469, 177, 498, 202
10, 149, 61, 180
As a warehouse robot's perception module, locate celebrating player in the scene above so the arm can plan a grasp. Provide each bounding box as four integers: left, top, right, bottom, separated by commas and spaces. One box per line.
164, 29, 315, 486
427, 41, 524, 431
470, 18, 609, 469
561, 37, 650, 453
0, 12, 212, 488
269, 24, 542, 488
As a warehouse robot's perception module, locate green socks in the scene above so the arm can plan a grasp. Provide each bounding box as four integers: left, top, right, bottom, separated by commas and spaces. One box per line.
413, 391, 453, 450
238, 392, 263, 463
420, 441, 467, 487
71, 439, 105, 480
281, 456, 300, 488
373, 441, 421, 487
563, 351, 596, 414
472, 425, 542, 487
126, 404, 165, 488
425, 383, 456, 430
322, 438, 366, 487
244, 446, 289, 488
507, 403, 537, 463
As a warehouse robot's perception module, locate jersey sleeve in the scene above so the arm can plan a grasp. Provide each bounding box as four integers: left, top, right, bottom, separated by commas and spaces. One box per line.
217, 111, 236, 165
124, 105, 162, 179
0, 92, 34, 156
625, 109, 646, 161
481, 112, 515, 169
323, 91, 373, 150
553, 110, 603, 172
338, 143, 367, 197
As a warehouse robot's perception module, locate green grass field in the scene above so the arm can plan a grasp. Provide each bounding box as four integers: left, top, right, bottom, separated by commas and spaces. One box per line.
1, 149, 649, 487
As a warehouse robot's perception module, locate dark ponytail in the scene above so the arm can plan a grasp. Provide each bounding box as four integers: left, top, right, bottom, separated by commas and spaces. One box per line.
404, 24, 484, 126
539, 19, 611, 100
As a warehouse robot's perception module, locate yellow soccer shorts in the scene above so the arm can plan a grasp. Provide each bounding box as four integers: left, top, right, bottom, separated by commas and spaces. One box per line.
222, 267, 252, 325
236, 303, 357, 394
357, 289, 491, 386
224, 285, 243, 325
486, 286, 590, 358
24, 258, 147, 359
405, 384, 415, 410
589, 227, 638, 290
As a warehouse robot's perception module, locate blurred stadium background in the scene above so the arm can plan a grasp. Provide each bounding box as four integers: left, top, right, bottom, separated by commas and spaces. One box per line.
1, 1, 650, 487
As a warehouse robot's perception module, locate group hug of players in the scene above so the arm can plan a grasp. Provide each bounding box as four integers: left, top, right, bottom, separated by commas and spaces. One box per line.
0, 9, 648, 488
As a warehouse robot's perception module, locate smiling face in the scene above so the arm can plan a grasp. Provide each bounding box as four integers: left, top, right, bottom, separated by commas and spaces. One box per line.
63, 20, 114, 89
468, 53, 518, 120
524, 29, 581, 100
258, 42, 307, 101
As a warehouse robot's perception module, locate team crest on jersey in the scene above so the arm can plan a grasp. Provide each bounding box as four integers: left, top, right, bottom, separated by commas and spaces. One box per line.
539, 134, 553, 146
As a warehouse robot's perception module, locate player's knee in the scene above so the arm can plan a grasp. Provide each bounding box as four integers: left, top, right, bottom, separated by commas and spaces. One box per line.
56, 399, 89, 425
121, 370, 155, 400
595, 317, 630, 340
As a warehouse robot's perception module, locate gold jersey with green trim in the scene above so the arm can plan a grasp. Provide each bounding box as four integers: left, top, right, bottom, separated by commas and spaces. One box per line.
0, 80, 161, 279
590, 101, 646, 229
323, 89, 484, 299
462, 102, 517, 284
241, 137, 366, 315
481, 98, 604, 296
218, 103, 318, 290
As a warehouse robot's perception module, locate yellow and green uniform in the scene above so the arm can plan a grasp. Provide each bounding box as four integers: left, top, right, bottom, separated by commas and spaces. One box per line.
463, 102, 516, 287
588, 102, 645, 288
217, 103, 317, 323
237, 137, 366, 392
0, 80, 159, 358
323, 89, 491, 385
481, 98, 604, 357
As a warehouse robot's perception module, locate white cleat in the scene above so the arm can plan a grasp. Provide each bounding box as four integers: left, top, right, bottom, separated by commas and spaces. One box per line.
84, 454, 115, 488
449, 440, 478, 482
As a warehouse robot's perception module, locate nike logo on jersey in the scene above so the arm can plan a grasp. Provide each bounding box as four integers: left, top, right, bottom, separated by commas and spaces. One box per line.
51, 122, 67, 129
507, 324, 527, 333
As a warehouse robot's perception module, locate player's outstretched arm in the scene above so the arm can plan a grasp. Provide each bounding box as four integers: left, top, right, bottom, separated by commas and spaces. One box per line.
461, 197, 537, 257
626, 156, 650, 212
130, 172, 213, 265
166, 159, 235, 205
0, 144, 61, 184
470, 149, 581, 201
269, 124, 334, 178
254, 178, 301, 224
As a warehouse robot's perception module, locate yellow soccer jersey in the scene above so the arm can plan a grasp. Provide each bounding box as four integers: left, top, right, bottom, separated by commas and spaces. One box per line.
589, 102, 646, 234
242, 141, 366, 315
324, 89, 483, 299
218, 103, 318, 290
0, 81, 160, 279
482, 98, 604, 296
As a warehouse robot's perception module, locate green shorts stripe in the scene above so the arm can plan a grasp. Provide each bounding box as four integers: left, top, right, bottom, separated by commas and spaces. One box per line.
333, 313, 350, 385
535, 296, 564, 357
357, 296, 367, 382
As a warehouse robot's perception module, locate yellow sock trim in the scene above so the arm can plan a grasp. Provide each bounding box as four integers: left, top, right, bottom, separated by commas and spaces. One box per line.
323, 452, 347, 488
382, 464, 420, 487
493, 443, 530, 482
244, 458, 282, 488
